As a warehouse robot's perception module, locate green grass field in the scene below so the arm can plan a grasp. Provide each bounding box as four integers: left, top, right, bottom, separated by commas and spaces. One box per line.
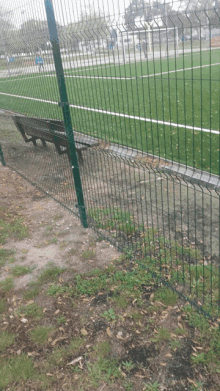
0, 48, 219, 173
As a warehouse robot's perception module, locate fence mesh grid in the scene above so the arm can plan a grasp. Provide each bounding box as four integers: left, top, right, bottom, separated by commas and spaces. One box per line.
0, 0, 220, 319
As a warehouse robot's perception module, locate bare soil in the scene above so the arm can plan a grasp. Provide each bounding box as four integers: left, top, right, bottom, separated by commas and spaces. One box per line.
0, 165, 120, 289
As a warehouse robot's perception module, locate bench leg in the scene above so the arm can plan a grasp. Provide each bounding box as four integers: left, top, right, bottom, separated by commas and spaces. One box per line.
77, 150, 83, 166
41, 139, 47, 147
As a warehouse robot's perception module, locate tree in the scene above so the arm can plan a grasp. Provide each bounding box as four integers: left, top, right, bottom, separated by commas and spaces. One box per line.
66, 11, 109, 48
124, 0, 172, 30
0, 6, 16, 56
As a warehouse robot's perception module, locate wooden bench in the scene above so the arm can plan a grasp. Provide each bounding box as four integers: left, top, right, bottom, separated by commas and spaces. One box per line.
12, 116, 99, 165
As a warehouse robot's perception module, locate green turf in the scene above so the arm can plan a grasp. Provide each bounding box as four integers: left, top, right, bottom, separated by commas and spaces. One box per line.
0, 49, 219, 173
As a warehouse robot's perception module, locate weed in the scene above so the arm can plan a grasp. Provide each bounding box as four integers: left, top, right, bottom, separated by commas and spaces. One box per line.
30, 326, 54, 345
59, 240, 68, 249
19, 303, 43, 319
0, 278, 14, 292
151, 327, 171, 344
75, 273, 107, 295
174, 327, 188, 336
49, 337, 85, 367
0, 299, 6, 313
112, 292, 128, 309
69, 337, 85, 351
81, 249, 96, 260
190, 381, 204, 390
131, 312, 143, 322
170, 339, 181, 351
93, 341, 110, 357
0, 355, 34, 389
44, 225, 53, 235
57, 315, 66, 324
122, 360, 135, 372
88, 207, 138, 235
23, 286, 40, 300
49, 346, 68, 367
143, 382, 160, 391
47, 284, 73, 296
87, 356, 121, 387
67, 248, 77, 256
53, 213, 63, 221
12, 265, 31, 277
154, 288, 178, 306
0, 208, 28, 244
48, 237, 58, 244
124, 247, 134, 259
37, 264, 65, 285
124, 381, 134, 390
100, 308, 116, 321
0, 331, 15, 351
191, 353, 206, 366
0, 248, 15, 267
185, 307, 209, 335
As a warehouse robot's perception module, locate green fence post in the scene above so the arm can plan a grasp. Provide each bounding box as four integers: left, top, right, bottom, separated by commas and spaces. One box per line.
44, 0, 88, 228
0, 143, 6, 166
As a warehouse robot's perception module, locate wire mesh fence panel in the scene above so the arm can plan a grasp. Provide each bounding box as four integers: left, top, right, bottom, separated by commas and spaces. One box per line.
0, 0, 220, 319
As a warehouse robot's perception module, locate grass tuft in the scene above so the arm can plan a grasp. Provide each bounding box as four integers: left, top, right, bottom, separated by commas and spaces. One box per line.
29, 326, 54, 345
0, 331, 15, 351
12, 265, 31, 277
0, 278, 14, 292
0, 355, 34, 389
19, 303, 43, 320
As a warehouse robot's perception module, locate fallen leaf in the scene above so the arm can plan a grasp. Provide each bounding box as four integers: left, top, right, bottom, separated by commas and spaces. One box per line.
80, 328, 88, 336
21, 318, 28, 323
66, 356, 83, 366
27, 300, 34, 305
17, 349, 21, 355
106, 327, 112, 337
160, 362, 166, 366
187, 378, 198, 387
54, 309, 60, 315
51, 336, 67, 346
166, 353, 172, 358
46, 373, 54, 377
43, 308, 47, 313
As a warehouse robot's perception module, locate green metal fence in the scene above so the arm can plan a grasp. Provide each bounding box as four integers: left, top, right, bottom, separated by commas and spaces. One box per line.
0, 0, 220, 319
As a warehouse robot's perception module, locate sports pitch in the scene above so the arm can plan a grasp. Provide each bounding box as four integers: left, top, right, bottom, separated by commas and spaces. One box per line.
0, 48, 219, 174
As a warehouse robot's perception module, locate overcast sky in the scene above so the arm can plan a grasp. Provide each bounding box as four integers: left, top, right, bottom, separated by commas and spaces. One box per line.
3, 0, 130, 26
2, 0, 182, 27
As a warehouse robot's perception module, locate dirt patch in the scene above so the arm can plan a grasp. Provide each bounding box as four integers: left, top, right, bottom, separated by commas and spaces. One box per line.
0, 165, 120, 289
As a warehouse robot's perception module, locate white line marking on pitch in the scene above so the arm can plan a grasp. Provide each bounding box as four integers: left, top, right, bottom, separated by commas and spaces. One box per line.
0, 91, 219, 135
49, 62, 220, 80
